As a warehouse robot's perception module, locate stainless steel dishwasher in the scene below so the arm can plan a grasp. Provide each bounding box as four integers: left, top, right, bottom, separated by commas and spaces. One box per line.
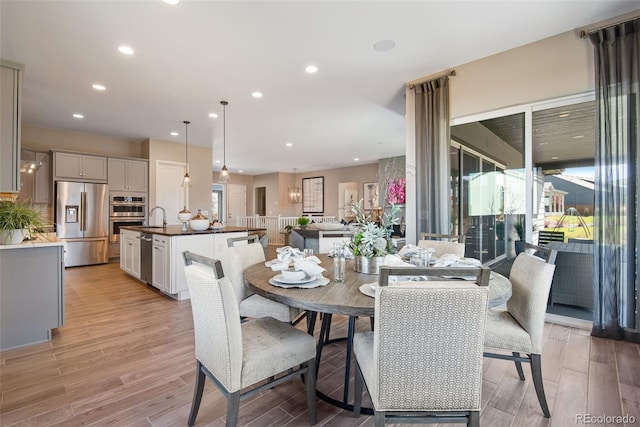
138, 233, 153, 284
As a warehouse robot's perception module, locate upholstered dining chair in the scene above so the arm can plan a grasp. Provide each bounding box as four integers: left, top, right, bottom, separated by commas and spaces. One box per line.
183, 251, 317, 427
353, 265, 490, 427
418, 232, 466, 258
483, 251, 557, 418
226, 235, 303, 324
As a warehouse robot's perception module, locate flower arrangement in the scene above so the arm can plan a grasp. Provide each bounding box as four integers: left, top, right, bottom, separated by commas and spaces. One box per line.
387, 178, 406, 204
348, 199, 400, 258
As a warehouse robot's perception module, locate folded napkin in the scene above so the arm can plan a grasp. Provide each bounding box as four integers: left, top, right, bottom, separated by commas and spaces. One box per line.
398, 244, 435, 258
269, 246, 305, 271
270, 251, 323, 272
432, 254, 481, 268
292, 258, 326, 277
383, 254, 413, 267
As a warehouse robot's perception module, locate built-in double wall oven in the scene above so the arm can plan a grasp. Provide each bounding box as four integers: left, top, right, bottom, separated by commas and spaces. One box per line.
109, 193, 146, 244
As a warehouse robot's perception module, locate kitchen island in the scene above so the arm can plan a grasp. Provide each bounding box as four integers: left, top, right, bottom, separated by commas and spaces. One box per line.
120, 225, 265, 300
0, 234, 65, 350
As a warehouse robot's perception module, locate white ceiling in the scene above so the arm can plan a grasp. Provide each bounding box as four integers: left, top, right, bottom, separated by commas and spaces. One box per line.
1, 1, 637, 175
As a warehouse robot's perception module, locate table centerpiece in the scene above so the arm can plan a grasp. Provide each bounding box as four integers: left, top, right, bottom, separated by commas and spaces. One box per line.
348, 198, 400, 274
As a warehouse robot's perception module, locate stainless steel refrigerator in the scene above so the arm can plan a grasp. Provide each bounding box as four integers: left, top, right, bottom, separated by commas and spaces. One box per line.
55, 181, 109, 267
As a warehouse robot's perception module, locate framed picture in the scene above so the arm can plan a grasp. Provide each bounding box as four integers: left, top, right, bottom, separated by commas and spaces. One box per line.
363, 182, 379, 210
302, 176, 324, 213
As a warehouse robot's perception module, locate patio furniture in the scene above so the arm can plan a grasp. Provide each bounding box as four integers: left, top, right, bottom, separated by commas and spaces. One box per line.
545, 241, 594, 309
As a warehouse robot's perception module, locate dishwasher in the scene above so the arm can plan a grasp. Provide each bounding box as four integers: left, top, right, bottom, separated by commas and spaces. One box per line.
138, 233, 153, 284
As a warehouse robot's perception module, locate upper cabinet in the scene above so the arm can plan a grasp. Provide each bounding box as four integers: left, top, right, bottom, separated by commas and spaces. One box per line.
108, 158, 148, 192
53, 151, 107, 182
0, 60, 24, 195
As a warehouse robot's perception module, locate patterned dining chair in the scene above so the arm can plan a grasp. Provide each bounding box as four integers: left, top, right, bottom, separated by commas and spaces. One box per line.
353, 266, 490, 426
226, 235, 304, 324
183, 251, 317, 427
483, 251, 557, 417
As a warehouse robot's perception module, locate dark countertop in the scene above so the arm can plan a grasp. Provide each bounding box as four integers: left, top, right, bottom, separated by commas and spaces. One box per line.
121, 225, 265, 237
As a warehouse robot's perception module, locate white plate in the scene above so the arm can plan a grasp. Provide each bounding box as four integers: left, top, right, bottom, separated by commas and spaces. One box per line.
272, 274, 316, 284
269, 276, 330, 289
359, 283, 377, 298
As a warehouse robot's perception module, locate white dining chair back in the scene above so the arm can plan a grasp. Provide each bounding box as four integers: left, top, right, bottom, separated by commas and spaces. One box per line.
226, 236, 302, 323
483, 251, 557, 418
183, 251, 317, 427
417, 239, 465, 258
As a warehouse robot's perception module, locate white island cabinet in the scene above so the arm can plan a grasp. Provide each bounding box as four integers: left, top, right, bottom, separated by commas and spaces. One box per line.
120, 226, 251, 300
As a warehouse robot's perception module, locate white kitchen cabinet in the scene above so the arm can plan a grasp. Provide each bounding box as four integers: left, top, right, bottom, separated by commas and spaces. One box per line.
120, 229, 140, 279
0, 60, 23, 195
108, 158, 148, 192
151, 235, 170, 293
53, 151, 107, 182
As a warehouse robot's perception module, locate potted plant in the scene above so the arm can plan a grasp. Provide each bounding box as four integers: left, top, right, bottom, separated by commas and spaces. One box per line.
297, 216, 311, 229
348, 199, 400, 274
0, 200, 48, 244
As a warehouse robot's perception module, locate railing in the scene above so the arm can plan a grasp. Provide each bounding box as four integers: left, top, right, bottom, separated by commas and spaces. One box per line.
235, 215, 337, 245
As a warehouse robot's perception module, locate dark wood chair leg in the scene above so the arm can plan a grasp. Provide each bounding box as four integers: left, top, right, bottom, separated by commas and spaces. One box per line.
513, 351, 525, 380
469, 410, 480, 427
530, 353, 551, 417
188, 361, 206, 426
373, 409, 385, 427
353, 363, 364, 417
305, 359, 317, 425
225, 391, 241, 427
369, 316, 374, 331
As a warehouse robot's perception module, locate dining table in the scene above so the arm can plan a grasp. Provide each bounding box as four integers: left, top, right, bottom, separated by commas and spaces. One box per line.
244, 254, 512, 414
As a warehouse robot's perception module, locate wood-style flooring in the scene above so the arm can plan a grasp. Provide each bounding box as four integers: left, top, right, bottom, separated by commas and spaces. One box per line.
1, 259, 639, 426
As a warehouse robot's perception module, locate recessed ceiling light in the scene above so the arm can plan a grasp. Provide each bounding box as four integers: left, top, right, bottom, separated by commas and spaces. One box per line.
208, 113, 218, 118
354, 158, 360, 162
572, 135, 585, 139
170, 132, 178, 136
163, 0, 180, 4
215, 160, 221, 163
72, 113, 84, 119
251, 91, 263, 98
374, 40, 396, 52
238, 170, 243, 173
92, 84, 106, 91
558, 112, 570, 118
305, 65, 318, 74
118, 45, 134, 55
286, 142, 293, 147
552, 156, 559, 160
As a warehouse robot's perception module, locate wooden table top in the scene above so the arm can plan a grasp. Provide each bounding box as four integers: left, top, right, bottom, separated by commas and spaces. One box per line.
244, 255, 512, 317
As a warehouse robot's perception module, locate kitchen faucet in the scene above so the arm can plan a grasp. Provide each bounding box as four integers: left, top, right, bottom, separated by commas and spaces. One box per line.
149, 206, 167, 228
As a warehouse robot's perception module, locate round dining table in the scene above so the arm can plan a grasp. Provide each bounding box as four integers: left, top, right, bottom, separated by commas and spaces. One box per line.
244, 254, 512, 414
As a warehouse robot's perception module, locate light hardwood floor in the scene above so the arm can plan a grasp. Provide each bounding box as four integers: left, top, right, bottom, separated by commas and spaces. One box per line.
1, 260, 639, 427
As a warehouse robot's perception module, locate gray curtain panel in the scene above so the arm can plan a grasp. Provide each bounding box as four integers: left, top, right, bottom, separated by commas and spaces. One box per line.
413, 76, 451, 240
589, 18, 639, 342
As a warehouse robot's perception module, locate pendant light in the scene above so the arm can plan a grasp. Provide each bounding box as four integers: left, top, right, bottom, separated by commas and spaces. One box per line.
182, 120, 191, 187
219, 100, 231, 183
288, 168, 301, 203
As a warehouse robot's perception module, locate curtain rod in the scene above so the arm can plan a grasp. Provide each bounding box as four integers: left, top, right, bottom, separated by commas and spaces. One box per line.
578, 10, 640, 38
406, 69, 456, 89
